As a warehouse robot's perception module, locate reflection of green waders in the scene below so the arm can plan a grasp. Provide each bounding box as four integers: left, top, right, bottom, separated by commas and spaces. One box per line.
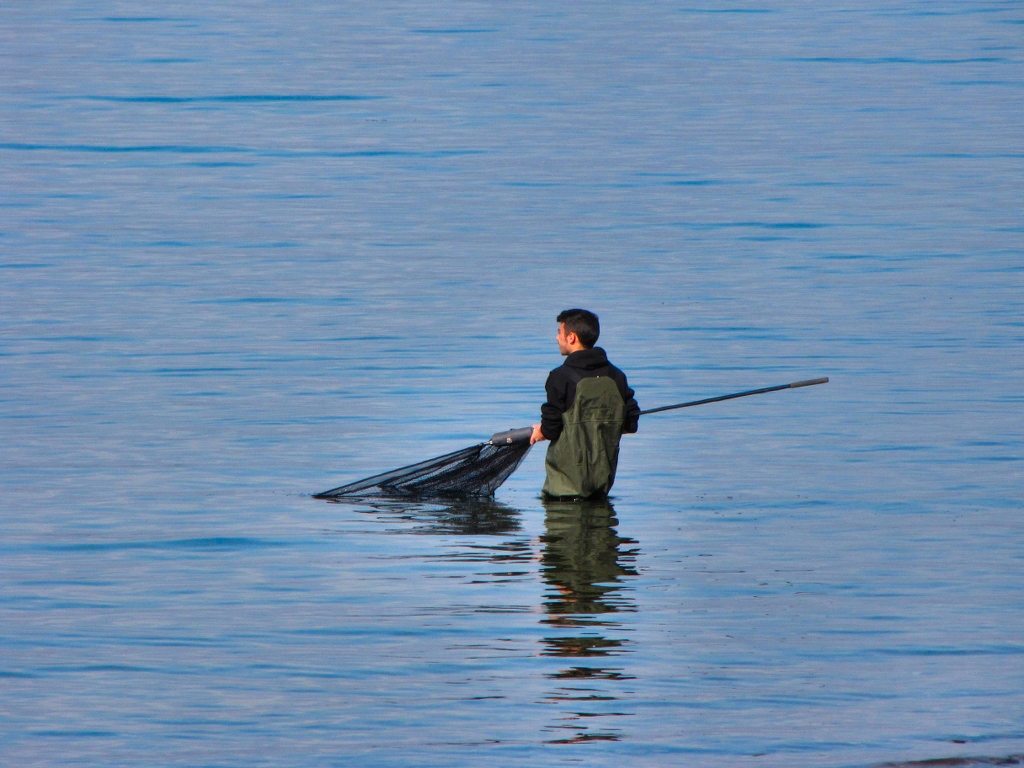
543, 375, 625, 499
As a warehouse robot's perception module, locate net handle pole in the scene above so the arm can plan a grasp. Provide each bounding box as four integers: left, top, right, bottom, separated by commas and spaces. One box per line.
639, 377, 828, 416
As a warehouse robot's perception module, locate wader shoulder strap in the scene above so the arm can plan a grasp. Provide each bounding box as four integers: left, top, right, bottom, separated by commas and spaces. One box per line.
563, 365, 587, 385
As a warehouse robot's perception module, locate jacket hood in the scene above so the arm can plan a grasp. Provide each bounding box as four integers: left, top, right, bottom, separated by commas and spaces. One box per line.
564, 347, 609, 371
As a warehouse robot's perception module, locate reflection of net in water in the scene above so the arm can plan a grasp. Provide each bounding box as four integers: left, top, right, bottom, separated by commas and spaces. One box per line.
314, 438, 532, 499
333, 497, 524, 536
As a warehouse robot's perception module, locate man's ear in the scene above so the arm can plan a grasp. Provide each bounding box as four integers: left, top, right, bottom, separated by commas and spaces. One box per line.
566, 331, 578, 345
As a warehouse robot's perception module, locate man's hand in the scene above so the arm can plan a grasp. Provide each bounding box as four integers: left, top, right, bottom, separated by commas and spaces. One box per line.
530, 423, 547, 445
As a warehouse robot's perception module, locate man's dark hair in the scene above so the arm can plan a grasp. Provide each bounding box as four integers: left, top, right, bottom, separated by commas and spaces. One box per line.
557, 308, 600, 348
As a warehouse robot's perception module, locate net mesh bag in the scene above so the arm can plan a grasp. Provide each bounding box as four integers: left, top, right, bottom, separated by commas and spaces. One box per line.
314, 438, 533, 500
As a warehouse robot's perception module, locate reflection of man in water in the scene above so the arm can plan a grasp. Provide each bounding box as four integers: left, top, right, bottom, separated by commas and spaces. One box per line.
539, 498, 637, 746
540, 498, 637, 628
530, 309, 641, 499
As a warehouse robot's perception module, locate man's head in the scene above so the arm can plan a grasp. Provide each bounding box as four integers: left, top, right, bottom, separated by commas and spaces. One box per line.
556, 308, 600, 355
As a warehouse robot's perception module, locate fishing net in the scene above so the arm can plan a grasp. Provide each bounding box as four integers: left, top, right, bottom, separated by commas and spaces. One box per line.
314, 378, 830, 501
314, 427, 533, 500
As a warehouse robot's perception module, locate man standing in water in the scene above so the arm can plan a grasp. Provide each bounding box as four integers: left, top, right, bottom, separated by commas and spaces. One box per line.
530, 309, 641, 498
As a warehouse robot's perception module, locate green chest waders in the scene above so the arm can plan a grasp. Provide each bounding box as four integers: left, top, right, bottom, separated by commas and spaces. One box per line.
543, 376, 626, 499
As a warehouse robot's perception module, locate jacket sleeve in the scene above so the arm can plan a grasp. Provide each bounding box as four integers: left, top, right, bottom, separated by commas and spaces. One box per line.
540, 369, 567, 442
621, 376, 640, 434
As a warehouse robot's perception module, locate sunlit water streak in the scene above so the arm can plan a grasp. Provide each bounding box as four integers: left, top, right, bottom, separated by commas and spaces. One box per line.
1, 1, 1022, 766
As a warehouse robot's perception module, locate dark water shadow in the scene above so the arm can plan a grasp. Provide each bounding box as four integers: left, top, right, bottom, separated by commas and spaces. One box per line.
868, 756, 1023, 768
538, 497, 639, 744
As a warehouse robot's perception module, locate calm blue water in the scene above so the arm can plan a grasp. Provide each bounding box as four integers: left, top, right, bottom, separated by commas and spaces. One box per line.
2, 2, 1022, 766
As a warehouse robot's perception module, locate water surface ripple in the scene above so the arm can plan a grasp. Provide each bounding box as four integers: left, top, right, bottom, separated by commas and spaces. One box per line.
1, 2, 1021, 766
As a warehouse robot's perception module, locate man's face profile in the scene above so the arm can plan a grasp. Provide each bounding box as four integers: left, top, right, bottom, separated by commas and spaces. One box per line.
556, 322, 574, 355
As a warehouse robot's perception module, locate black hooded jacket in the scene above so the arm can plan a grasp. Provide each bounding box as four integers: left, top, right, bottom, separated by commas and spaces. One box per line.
540, 347, 641, 442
